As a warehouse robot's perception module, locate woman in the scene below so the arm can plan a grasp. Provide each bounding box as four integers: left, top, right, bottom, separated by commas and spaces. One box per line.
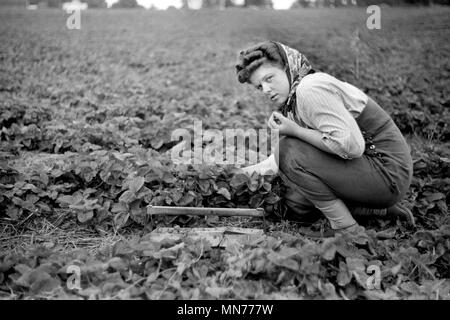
235, 41, 415, 236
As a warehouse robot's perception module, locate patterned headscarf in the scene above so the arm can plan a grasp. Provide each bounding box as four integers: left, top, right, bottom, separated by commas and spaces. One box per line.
270, 41, 315, 120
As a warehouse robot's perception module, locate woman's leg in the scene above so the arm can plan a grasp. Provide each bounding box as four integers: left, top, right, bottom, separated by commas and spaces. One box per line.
275, 136, 402, 208
281, 168, 360, 228
281, 175, 322, 222
274, 136, 405, 228
283, 170, 388, 219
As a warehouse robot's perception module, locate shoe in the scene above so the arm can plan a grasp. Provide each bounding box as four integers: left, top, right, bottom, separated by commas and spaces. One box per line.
350, 206, 388, 218
298, 223, 366, 239
334, 223, 368, 237
297, 227, 335, 238
386, 203, 416, 228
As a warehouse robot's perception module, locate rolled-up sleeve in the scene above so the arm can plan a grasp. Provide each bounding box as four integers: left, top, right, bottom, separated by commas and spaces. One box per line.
296, 83, 365, 160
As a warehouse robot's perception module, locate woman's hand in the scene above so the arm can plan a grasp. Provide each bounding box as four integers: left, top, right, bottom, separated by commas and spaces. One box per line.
268, 111, 299, 137
240, 163, 260, 175
239, 154, 279, 176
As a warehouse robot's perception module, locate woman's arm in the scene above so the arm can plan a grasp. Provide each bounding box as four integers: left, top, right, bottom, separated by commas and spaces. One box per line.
294, 81, 366, 159
268, 104, 365, 160
278, 123, 336, 155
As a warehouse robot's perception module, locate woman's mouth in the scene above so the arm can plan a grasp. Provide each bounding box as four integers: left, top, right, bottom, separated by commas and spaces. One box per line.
270, 94, 278, 101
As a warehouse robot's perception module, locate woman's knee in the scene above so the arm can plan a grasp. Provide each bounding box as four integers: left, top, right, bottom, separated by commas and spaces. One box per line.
275, 136, 314, 174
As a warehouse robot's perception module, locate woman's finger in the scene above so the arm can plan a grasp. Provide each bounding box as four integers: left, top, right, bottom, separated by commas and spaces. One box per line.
272, 111, 283, 118
273, 112, 285, 123
273, 114, 282, 125
268, 113, 275, 127
270, 112, 280, 124
268, 118, 277, 129
269, 112, 277, 121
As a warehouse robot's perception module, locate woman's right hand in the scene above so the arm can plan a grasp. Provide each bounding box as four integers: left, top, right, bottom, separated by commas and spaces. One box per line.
268, 111, 299, 137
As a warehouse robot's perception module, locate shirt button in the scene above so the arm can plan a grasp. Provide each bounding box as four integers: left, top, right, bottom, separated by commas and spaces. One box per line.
369, 145, 375, 150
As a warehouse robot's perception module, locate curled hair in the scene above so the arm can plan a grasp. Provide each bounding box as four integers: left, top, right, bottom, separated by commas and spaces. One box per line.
235, 41, 285, 84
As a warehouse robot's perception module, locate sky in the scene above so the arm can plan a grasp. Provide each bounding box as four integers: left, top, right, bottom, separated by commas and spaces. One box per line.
105, 0, 298, 10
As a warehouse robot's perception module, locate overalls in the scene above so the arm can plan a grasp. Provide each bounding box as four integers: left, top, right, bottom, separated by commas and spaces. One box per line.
277, 96, 414, 221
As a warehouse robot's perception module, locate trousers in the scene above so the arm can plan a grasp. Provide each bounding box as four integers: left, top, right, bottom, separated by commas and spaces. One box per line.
277, 96, 414, 220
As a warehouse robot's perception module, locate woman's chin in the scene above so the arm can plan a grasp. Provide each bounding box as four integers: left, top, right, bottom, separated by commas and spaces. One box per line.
272, 98, 286, 107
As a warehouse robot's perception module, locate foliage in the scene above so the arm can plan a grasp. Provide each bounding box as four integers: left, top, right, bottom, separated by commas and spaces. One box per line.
111, 0, 144, 9
84, 0, 107, 8
0, 149, 281, 228
0, 7, 448, 299
1, 227, 449, 299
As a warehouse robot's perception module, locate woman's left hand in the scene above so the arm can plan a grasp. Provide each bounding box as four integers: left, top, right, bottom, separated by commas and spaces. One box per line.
268, 111, 299, 137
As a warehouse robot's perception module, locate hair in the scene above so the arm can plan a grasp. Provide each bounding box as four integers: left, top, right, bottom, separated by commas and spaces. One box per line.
235, 41, 286, 84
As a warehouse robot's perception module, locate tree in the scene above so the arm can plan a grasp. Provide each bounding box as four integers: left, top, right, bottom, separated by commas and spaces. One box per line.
202, 0, 236, 8
242, 0, 272, 8
111, 0, 144, 9
291, 0, 310, 8
85, 0, 107, 8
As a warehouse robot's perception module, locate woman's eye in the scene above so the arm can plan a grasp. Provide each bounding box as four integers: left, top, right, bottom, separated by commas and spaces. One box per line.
266, 76, 273, 83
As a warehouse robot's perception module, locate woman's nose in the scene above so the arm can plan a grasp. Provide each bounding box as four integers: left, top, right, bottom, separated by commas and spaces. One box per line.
262, 83, 271, 94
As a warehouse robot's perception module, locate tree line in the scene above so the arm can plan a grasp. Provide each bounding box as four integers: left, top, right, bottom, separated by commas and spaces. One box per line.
2, 0, 448, 9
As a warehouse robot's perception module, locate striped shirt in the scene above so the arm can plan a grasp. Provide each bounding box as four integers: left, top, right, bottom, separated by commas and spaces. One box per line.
263, 72, 368, 175
292, 72, 368, 159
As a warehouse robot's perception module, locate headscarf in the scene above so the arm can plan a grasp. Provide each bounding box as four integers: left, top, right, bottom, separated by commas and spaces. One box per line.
270, 41, 315, 123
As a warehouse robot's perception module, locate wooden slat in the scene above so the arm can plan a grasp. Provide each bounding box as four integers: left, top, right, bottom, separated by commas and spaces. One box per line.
146, 205, 265, 217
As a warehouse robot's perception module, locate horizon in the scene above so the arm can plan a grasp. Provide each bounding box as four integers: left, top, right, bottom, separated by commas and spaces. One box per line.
105, 0, 298, 10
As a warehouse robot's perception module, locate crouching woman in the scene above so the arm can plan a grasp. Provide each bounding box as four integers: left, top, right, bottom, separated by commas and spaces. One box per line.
235, 41, 415, 235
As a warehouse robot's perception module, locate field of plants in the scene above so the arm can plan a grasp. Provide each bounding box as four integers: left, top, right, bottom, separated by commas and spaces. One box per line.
0, 7, 449, 300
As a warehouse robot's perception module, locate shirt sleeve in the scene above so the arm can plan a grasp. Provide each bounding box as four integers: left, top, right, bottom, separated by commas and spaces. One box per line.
296, 81, 365, 160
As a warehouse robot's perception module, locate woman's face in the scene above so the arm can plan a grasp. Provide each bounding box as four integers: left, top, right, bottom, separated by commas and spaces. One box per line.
249, 62, 290, 106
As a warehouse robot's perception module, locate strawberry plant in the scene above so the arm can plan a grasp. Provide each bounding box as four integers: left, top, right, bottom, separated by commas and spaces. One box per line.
0, 7, 449, 300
